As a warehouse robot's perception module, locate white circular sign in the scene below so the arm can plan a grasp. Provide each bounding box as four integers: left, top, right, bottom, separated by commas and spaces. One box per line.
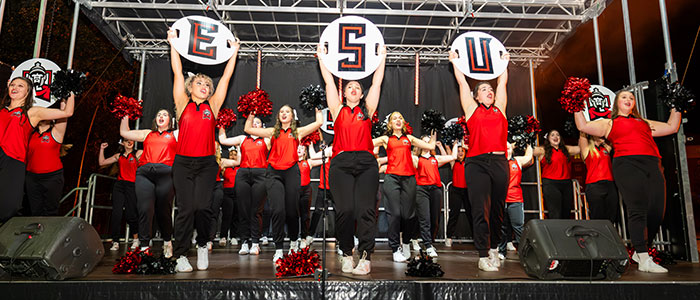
10, 58, 61, 108
450, 31, 508, 81
170, 16, 236, 65
584, 85, 615, 121
320, 108, 334, 135
319, 16, 385, 81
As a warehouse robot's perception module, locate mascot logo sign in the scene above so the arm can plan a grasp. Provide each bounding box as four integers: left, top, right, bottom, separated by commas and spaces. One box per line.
584, 85, 615, 121
11, 58, 61, 108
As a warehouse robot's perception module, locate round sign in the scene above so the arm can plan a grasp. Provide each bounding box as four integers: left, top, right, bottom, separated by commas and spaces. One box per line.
10, 58, 61, 108
170, 16, 236, 65
584, 85, 615, 121
450, 31, 508, 81
319, 16, 385, 81
320, 108, 334, 135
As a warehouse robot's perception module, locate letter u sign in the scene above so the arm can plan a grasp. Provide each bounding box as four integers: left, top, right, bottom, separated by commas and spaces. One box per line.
171, 16, 236, 65
451, 32, 508, 81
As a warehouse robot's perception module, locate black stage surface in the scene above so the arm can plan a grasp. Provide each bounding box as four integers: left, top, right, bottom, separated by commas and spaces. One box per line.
2, 241, 700, 299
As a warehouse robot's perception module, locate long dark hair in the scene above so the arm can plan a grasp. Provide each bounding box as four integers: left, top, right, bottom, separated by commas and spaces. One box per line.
272, 104, 298, 139
543, 129, 570, 164
151, 109, 174, 131
2, 77, 35, 113
342, 80, 369, 120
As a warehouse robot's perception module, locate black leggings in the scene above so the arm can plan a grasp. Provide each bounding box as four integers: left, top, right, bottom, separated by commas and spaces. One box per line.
330, 151, 379, 260
236, 167, 267, 246
220, 187, 237, 239
383, 174, 417, 251
542, 178, 573, 219
585, 180, 619, 223
613, 155, 665, 253
465, 154, 508, 257
209, 181, 224, 241
298, 185, 312, 238
135, 163, 174, 244
110, 180, 139, 241
416, 185, 442, 247
267, 164, 301, 249
0, 148, 26, 223
172, 155, 218, 257
447, 186, 471, 238
308, 188, 335, 237
25, 169, 64, 216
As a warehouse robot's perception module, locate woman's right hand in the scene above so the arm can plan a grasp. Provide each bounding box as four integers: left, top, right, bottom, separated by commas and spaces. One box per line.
448, 50, 459, 63
167, 28, 177, 44
316, 43, 326, 61
100, 143, 108, 149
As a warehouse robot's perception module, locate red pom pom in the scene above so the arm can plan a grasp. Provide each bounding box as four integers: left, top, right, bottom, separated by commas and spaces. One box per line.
238, 88, 273, 118
112, 249, 144, 274
558, 77, 591, 113
405, 121, 414, 135
216, 108, 237, 129
525, 115, 541, 134
301, 131, 320, 146
110, 94, 143, 120
275, 247, 321, 278
371, 111, 379, 124
457, 116, 469, 144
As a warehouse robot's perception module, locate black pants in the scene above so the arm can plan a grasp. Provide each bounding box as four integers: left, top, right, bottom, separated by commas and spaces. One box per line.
447, 186, 471, 238
110, 180, 139, 241
209, 181, 224, 241
0, 148, 26, 223
330, 151, 379, 260
465, 154, 508, 257
585, 180, 619, 223
221, 187, 237, 239
613, 155, 665, 253
267, 164, 301, 249
308, 188, 335, 237
542, 178, 573, 219
383, 174, 417, 252
298, 185, 312, 238
135, 163, 174, 244
236, 167, 267, 246
416, 185, 442, 247
172, 155, 218, 257
25, 169, 64, 216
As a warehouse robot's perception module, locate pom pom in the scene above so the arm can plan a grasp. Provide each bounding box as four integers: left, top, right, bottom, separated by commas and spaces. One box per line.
420, 109, 446, 134
508, 115, 540, 150
275, 247, 321, 278
301, 131, 320, 146
298, 85, 327, 112
648, 247, 676, 266
658, 76, 695, 114
110, 94, 143, 120
238, 88, 273, 118
558, 77, 591, 113
405, 250, 444, 277
563, 117, 578, 138
113, 249, 176, 275
405, 121, 414, 135
49, 69, 86, 100
439, 123, 464, 146
371, 112, 386, 139
112, 249, 144, 274
216, 108, 237, 129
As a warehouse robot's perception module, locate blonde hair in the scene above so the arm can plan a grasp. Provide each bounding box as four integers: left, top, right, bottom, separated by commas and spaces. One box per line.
184, 73, 214, 99
586, 135, 600, 158
385, 111, 410, 136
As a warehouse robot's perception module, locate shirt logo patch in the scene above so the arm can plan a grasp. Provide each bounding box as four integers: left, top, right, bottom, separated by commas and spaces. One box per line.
202, 109, 212, 120
288, 132, 294, 138
41, 135, 50, 143
402, 139, 410, 145
164, 134, 172, 139
356, 112, 364, 120
11, 111, 21, 117
129, 157, 135, 162
256, 140, 263, 146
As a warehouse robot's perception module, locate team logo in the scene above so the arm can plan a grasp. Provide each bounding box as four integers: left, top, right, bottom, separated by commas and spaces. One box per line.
450, 32, 508, 81
584, 85, 614, 121
319, 16, 385, 80
402, 139, 410, 145
11, 58, 61, 108
431, 158, 438, 165
511, 163, 518, 171
41, 135, 50, 143
202, 109, 212, 120
11, 111, 21, 117
288, 132, 294, 138
356, 112, 365, 121
129, 157, 135, 162
256, 140, 263, 146
164, 133, 172, 139
321, 108, 334, 135
170, 16, 237, 65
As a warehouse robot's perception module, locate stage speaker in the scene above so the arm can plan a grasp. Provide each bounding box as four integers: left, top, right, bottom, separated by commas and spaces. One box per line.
0, 217, 104, 280
519, 219, 629, 280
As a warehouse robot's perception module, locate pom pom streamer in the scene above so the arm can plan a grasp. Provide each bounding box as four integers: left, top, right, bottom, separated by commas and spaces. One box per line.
507, 115, 540, 150
558, 77, 591, 113
371, 113, 386, 139
216, 108, 237, 129
439, 123, 464, 146
110, 94, 143, 120
563, 117, 578, 139
659, 76, 695, 114
50, 69, 86, 100
113, 249, 176, 275
420, 109, 446, 134
275, 247, 321, 278
301, 131, 320, 146
405, 121, 414, 135
238, 88, 273, 118
405, 250, 444, 277
299, 85, 327, 111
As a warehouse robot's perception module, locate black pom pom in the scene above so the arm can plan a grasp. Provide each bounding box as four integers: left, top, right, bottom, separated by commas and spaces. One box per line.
439, 123, 464, 146
299, 84, 327, 112
508, 115, 540, 150
372, 115, 387, 139
405, 250, 444, 277
49, 69, 86, 100
421, 109, 446, 134
563, 117, 578, 138
658, 76, 695, 114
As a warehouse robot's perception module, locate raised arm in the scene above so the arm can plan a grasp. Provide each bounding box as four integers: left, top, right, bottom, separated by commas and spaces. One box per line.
408, 131, 436, 150
221, 157, 241, 168
119, 116, 150, 142
533, 145, 545, 159
218, 127, 246, 146
297, 109, 324, 139
515, 145, 534, 168
449, 51, 478, 118
494, 53, 510, 113
209, 39, 241, 116
577, 133, 589, 160
364, 45, 387, 117
167, 28, 188, 116
308, 144, 333, 160
565, 145, 581, 156
98, 143, 118, 167
574, 111, 611, 138
648, 108, 682, 137
436, 141, 447, 156
29, 93, 74, 126
244, 113, 274, 138
436, 142, 459, 167
317, 44, 342, 119
51, 100, 69, 143
373, 136, 388, 148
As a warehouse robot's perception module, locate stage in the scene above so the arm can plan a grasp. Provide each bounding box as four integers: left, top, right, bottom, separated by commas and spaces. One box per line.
2, 241, 700, 299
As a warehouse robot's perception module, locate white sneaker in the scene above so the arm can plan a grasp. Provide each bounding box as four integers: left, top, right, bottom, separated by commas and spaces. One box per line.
337, 247, 344, 258
130, 239, 140, 250
239, 243, 250, 255
140, 246, 150, 252
230, 238, 238, 246
426, 246, 438, 258
412, 239, 420, 252
354, 236, 359, 247
163, 241, 173, 258
109, 242, 119, 251
498, 253, 506, 260
401, 243, 411, 260
488, 249, 501, 268
197, 246, 209, 270
289, 240, 299, 255
250, 243, 261, 255
341, 255, 354, 273
261, 236, 269, 246
506, 242, 516, 251
305, 236, 314, 246
176, 256, 193, 273
219, 238, 227, 247
299, 238, 307, 250
393, 249, 407, 262
445, 238, 452, 247
636, 252, 668, 273
206, 241, 213, 253
149, 239, 154, 247
273, 249, 284, 263
352, 252, 371, 275
478, 257, 499, 272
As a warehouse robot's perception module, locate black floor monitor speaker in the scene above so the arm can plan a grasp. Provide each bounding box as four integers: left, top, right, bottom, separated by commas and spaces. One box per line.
519, 219, 629, 280
0, 217, 104, 280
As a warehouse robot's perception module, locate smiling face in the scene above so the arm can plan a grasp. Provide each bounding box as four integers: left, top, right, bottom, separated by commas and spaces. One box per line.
278, 105, 293, 125
547, 130, 561, 147
155, 110, 171, 129
8, 77, 32, 103
297, 145, 307, 159
474, 82, 495, 106
457, 146, 465, 160
388, 112, 405, 132
253, 117, 263, 129
343, 81, 364, 104
614, 91, 636, 116
229, 149, 238, 160
122, 139, 135, 150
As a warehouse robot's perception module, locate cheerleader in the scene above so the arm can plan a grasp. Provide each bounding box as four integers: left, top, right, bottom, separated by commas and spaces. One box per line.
167, 28, 240, 272
219, 147, 241, 247
244, 106, 322, 262
533, 129, 580, 219
25, 100, 69, 216
373, 112, 436, 262
0, 77, 74, 223
449, 50, 510, 271
305, 142, 334, 247
317, 43, 387, 275
414, 139, 459, 257
119, 110, 177, 257
219, 122, 269, 256
575, 90, 681, 273
497, 143, 533, 259
99, 140, 142, 251
445, 144, 470, 247
578, 133, 618, 222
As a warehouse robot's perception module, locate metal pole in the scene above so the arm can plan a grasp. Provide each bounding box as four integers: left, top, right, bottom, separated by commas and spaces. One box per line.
658, 0, 698, 263
593, 16, 604, 85
620, 0, 636, 84
33, 0, 49, 58
67, 2, 80, 69
136, 50, 146, 130
528, 59, 544, 220
0, 0, 6, 36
